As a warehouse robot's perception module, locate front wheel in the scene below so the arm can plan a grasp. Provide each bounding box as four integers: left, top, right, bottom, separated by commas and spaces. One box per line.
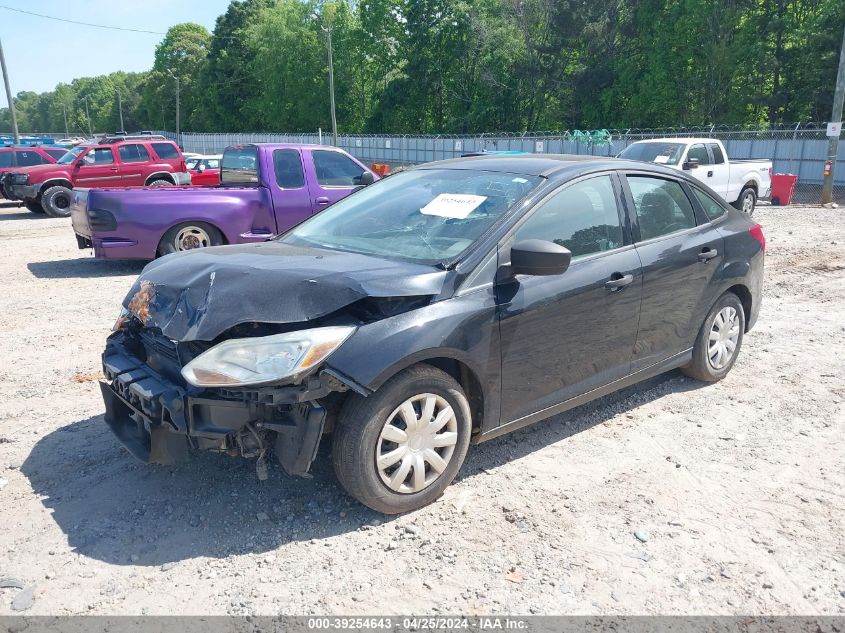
682, 292, 746, 382
332, 364, 472, 514
732, 187, 757, 214
158, 222, 223, 255
41, 186, 73, 218
147, 179, 174, 187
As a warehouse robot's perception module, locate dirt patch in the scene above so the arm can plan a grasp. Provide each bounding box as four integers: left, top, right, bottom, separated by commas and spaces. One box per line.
0, 204, 842, 615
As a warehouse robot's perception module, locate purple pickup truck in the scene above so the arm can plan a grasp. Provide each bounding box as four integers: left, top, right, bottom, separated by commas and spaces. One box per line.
70, 144, 377, 260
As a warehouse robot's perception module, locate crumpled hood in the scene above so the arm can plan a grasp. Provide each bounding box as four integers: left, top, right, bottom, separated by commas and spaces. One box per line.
122, 241, 448, 341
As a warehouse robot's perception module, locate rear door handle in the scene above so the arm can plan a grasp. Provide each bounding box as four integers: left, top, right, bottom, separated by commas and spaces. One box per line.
315, 197, 330, 205
698, 248, 718, 262
110, 167, 119, 172
605, 273, 634, 291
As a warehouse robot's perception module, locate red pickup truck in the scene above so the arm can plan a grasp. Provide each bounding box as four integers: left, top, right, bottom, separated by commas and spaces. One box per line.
3, 134, 191, 217
0, 146, 69, 209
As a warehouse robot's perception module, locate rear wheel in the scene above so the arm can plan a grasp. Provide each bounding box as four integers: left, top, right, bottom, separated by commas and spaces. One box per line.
158, 222, 223, 255
681, 292, 745, 382
41, 186, 73, 218
332, 365, 472, 514
732, 187, 756, 214
25, 200, 45, 214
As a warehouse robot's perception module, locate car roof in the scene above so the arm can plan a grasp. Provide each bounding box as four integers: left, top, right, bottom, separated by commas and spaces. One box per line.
415, 153, 680, 178
628, 137, 717, 145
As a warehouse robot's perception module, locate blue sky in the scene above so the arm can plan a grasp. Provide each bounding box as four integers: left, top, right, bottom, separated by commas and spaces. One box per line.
0, 0, 233, 94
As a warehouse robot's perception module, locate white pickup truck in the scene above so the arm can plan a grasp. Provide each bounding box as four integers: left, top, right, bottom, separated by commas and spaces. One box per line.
618, 137, 772, 214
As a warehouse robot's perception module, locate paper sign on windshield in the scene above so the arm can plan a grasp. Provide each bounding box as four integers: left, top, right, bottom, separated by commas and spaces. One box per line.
420, 194, 487, 219
653, 155, 670, 164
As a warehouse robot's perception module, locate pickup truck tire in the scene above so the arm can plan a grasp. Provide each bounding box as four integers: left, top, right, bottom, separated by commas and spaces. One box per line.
41, 186, 74, 218
733, 187, 757, 214
332, 364, 472, 514
25, 200, 45, 214
159, 222, 223, 255
682, 292, 745, 383
148, 179, 174, 187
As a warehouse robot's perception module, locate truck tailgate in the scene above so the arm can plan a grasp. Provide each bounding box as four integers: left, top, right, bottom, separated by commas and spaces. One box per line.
70, 189, 92, 237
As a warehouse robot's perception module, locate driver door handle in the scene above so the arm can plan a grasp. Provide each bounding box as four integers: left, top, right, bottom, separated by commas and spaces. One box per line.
698, 248, 718, 262
315, 196, 330, 205
605, 273, 634, 291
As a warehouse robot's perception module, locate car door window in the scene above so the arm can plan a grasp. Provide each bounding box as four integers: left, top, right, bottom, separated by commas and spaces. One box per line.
687, 144, 710, 165
15, 150, 45, 167
627, 176, 697, 241
691, 186, 727, 221
118, 144, 149, 163
707, 143, 725, 164
312, 150, 364, 187
273, 149, 305, 188
515, 175, 623, 259
206, 159, 220, 169
82, 148, 115, 165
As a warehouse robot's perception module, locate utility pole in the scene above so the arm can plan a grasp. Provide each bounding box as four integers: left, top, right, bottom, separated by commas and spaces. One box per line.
62, 102, 69, 137
0, 35, 20, 144
313, 12, 338, 146
167, 70, 180, 146
822, 23, 845, 204
117, 90, 124, 132
84, 97, 93, 136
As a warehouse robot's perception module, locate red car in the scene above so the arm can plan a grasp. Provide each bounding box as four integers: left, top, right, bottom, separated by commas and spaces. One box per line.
3, 133, 191, 217
186, 154, 222, 186
0, 146, 69, 208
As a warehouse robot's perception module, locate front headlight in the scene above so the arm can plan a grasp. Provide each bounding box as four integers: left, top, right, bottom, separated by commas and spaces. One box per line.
12, 173, 29, 185
181, 325, 356, 388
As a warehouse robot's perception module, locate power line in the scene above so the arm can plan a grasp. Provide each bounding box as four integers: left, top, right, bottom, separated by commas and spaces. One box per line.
0, 5, 166, 34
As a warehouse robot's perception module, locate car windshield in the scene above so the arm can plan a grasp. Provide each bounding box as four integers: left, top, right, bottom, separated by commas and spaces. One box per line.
280, 168, 543, 264
57, 146, 85, 165
619, 142, 685, 165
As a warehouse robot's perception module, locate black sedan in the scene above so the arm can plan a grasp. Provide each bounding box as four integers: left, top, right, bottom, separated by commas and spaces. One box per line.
101, 154, 765, 513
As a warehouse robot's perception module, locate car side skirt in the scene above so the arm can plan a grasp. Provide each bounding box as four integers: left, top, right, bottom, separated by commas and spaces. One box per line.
472, 348, 693, 443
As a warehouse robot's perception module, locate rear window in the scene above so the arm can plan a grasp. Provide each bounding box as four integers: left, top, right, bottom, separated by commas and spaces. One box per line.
273, 149, 305, 188
691, 187, 727, 221
151, 142, 180, 160
221, 146, 259, 185
45, 149, 68, 161
15, 150, 46, 167
0, 152, 12, 168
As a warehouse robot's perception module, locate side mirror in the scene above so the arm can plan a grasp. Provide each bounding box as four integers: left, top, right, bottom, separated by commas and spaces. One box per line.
354, 171, 375, 186
510, 239, 572, 276
683, 158, 700, 170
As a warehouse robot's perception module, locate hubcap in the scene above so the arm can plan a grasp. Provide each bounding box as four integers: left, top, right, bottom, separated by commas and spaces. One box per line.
742, 193, 754, 213
55, 195, 70, 210
175, 226, 210, 251
708, 306, 740, 370
376, 393, 459, 494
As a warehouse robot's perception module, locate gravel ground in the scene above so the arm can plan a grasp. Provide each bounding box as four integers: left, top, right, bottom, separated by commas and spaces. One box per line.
0, 200, 843, 616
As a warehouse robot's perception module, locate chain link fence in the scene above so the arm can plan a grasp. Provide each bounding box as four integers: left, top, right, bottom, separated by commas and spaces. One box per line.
154, 124, 843, 205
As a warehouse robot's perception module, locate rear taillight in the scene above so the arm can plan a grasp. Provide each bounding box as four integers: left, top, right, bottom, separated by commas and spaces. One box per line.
749, 224, 765, 253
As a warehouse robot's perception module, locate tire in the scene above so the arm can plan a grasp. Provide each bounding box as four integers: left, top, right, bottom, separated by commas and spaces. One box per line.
41, 186, 74, 218
332, 364, 472, 514
732, 187, 756, 214
681, 292, 746, 383
158, 222, 224, 255
147, 178, 174, 187
25, 200, 45, 214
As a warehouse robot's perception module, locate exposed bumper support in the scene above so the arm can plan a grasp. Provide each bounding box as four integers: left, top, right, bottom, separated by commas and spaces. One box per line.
100, 334, 328, 475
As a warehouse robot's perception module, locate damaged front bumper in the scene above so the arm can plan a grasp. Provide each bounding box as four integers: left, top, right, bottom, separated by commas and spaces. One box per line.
100, 332, 342, 476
